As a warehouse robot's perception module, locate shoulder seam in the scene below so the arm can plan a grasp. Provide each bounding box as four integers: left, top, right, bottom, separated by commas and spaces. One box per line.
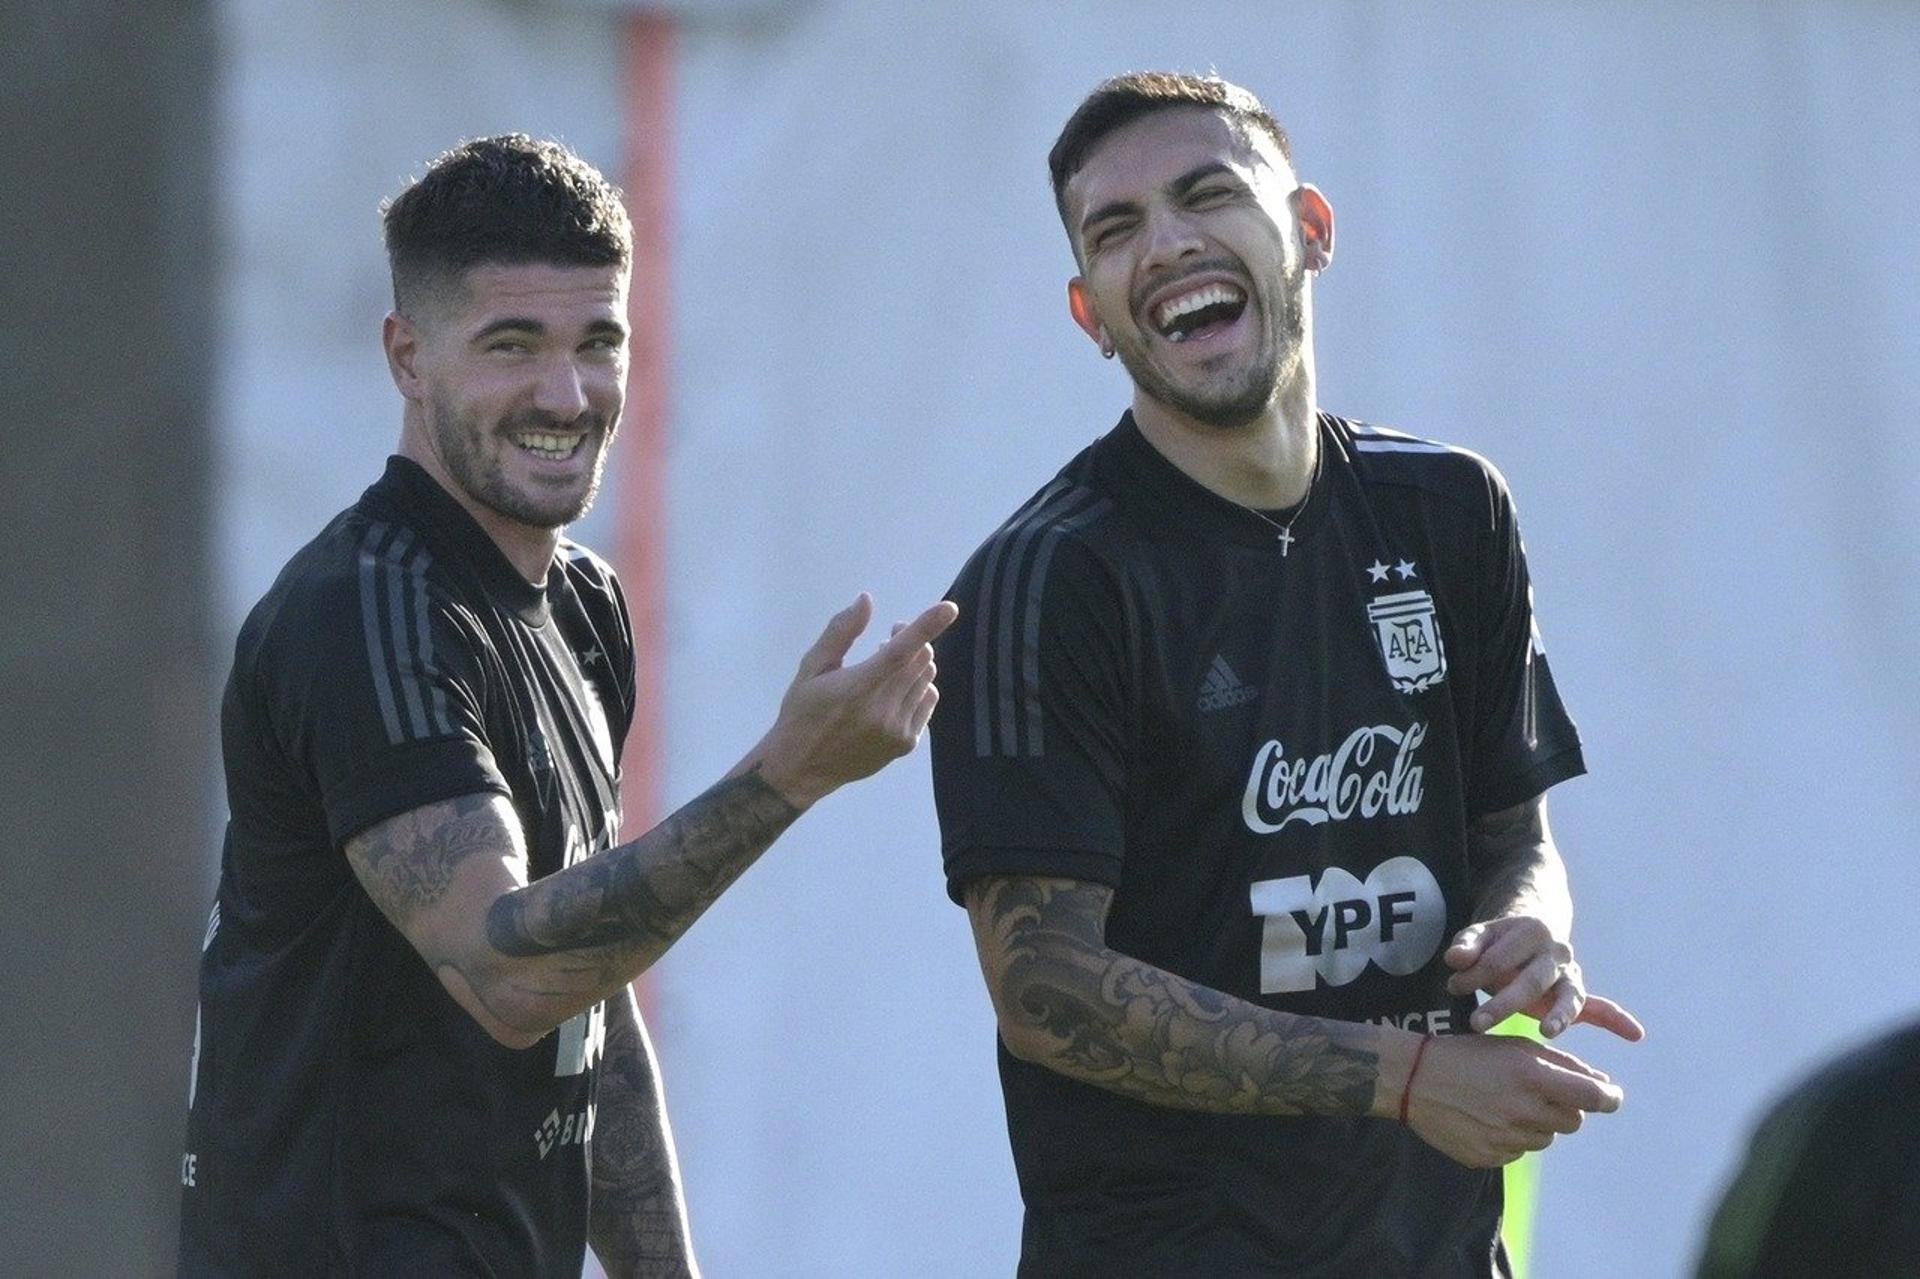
1349, 421, 1495, 467
1348, 433, 1500, 522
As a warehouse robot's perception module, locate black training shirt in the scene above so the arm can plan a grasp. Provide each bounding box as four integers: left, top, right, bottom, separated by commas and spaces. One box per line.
931, 411, 1584, 1277
178, 457, 633, 1277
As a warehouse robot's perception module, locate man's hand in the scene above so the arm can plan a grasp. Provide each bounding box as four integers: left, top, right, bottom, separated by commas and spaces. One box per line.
747, 594, 958, 808
1405, 1031, 1624, 1168
1444, 915, 1645, 1040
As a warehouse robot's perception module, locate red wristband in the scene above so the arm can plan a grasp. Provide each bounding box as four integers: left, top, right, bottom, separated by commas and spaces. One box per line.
1398, 1034, 1434, 1126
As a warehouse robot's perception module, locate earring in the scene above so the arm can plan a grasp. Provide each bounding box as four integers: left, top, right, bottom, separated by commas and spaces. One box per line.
1099, 335, 1115, 359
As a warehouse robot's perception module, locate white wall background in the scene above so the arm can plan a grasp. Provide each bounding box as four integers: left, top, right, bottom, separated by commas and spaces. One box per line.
221, 2, 1920, 1275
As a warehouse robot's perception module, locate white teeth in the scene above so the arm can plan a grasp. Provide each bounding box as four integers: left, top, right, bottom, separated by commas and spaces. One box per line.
515, 431, 584, 459
1154, 282, 1245, 332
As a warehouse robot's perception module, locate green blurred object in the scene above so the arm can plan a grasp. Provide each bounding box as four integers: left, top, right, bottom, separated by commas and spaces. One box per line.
1492, 1014, 1543, 1279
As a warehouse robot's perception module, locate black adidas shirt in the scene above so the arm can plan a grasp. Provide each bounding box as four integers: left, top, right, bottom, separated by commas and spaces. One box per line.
178, 457, 634, 1277
931, 411, 1585, 1277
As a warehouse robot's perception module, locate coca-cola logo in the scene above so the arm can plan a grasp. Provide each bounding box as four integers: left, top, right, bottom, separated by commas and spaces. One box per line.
1241, 723, 1427, 834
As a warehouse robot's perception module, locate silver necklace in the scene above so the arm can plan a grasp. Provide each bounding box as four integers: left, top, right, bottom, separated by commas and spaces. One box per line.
1241, 441, 1322, 557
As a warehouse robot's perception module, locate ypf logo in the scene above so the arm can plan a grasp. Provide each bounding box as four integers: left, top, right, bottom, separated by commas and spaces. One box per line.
1248, 857, 1446, 994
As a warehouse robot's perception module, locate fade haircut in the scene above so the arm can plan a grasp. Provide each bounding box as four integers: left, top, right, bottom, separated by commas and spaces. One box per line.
1048, 71, 1295, 242
382, 133, 632, 320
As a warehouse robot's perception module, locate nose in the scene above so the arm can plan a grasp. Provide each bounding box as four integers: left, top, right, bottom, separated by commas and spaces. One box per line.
1140, 205, 1205, 274
532, 355, 589, 422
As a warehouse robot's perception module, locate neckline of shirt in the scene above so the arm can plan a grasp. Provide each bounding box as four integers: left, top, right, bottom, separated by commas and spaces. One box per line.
373, 456, 554, 626
1108, 410, 1342, 552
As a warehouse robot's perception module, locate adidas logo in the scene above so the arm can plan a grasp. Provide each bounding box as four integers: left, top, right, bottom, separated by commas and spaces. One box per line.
1198, 655, 1259, 712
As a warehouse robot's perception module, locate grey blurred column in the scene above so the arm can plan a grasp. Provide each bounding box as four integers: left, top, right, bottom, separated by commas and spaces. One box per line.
0, 1, 218, 1272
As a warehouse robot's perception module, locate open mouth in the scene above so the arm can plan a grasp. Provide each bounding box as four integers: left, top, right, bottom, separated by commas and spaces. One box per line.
513, 430, 587, 462
1152, 282, 1248, 344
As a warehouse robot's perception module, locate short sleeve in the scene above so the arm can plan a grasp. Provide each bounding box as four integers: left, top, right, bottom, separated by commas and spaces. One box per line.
930, 509, 1129, 904
1468, 466, 1586, 818
261, 541, 511, 847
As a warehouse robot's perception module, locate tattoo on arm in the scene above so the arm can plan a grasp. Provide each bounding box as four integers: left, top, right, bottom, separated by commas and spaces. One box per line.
1467, 795, 1568, 929
487, 769, 799, 966
348, 792, 511, 925
591, 996, 693, 1278
969, 876, 1379, 1119
349, 772, 798, 1044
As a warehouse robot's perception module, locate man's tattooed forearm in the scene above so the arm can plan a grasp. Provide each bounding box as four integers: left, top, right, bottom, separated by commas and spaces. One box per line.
591, 1006, 692, 1277
1466, 795, 1560, 922
350, 793, 502, 919
974, 876, 1379, 1118
592, 1197, 691, 1278
486, 770, 799, 962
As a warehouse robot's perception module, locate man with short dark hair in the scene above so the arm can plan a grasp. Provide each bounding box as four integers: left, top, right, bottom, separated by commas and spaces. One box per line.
177, 134, 955, 1277
930, 73, 1643, 1274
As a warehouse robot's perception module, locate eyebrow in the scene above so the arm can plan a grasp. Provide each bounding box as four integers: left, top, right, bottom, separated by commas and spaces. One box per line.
472, 316, 630, 343
1167, 161, 1236, 199
1078, 161, 1241, 236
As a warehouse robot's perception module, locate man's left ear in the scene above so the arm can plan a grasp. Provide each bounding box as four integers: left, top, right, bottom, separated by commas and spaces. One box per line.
383, 311, 426, 402
1296, 184, 1335, 274
1067, 277, 1113, 356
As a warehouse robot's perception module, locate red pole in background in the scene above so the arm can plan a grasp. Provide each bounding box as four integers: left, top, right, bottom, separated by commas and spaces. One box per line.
617, 9, 673, 842
617, 11, 674, 1017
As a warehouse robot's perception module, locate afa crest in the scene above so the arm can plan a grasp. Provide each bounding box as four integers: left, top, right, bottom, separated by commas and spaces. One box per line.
1367, 590, 1447, 693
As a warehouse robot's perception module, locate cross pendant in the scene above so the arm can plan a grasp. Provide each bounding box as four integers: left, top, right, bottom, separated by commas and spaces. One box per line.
1276, 527, 1295, 556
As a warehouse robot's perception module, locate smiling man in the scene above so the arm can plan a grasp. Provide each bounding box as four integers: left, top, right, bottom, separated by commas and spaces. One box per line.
177, 135, 954, 1277
929, 74, 1643, 1275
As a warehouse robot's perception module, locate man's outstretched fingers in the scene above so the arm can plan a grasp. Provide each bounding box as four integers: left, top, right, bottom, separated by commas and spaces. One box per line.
875, 640, 934, 694
898, 665, 937, 732
908, 682, 940, 736
798, 593, 874, 679
1444, 924, 1486, 969
1470, 919, 1557, 992
1444, 923, 1515, 995
1533, 975, 1585, 1038
879, 651, 936, 714
1543, 1104, 1586, 1135
1469, 952, 1559, 1030
905, 659, 937, 702
878, 600, 959, 662
1573, 993, 1646, 1042
1529, 1037, 1613, 1083
1536, 1058, 1623, 1114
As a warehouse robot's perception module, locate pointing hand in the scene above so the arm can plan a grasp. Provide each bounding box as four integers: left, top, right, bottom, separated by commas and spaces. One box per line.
1445, 916, 1644, 1041
746, 594, 959, 808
